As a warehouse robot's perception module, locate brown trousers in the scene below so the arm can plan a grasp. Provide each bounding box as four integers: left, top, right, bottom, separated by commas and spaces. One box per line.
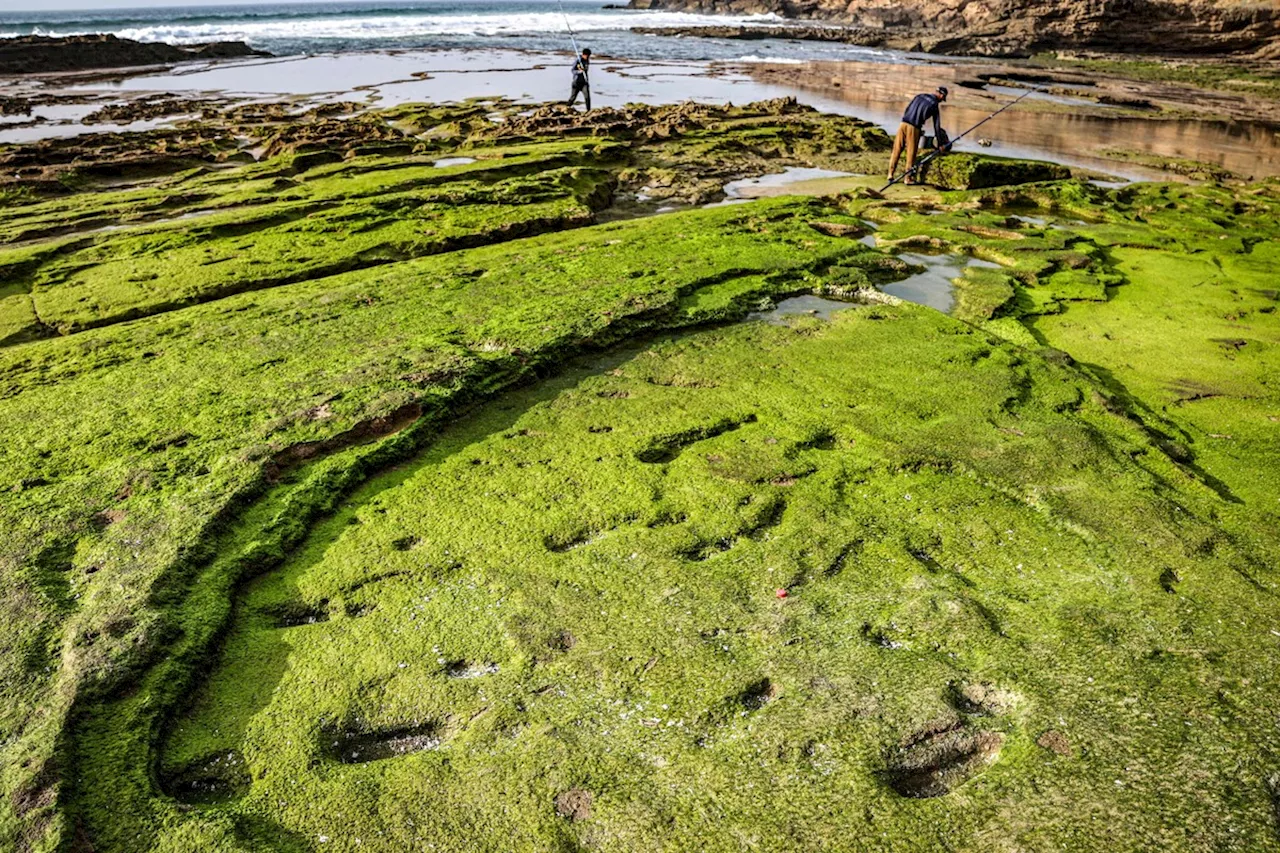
888, 122, 922, 179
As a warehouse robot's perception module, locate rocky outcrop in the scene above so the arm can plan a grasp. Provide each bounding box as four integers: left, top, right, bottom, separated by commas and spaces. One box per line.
633, 23, 894, 45
0, 34, 268, 76
626, 0, 1280, 57
0, 101, 379, 197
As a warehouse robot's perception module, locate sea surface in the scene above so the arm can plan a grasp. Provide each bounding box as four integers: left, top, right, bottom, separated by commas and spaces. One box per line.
0, 0, 902, 64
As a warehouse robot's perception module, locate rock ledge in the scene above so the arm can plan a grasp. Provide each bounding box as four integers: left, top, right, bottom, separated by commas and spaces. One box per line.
0, 34, 269, 76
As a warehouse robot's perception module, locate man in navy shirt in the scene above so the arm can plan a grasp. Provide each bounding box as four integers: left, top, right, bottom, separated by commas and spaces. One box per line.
887, 86, 949, 184
567, 48, 591, 111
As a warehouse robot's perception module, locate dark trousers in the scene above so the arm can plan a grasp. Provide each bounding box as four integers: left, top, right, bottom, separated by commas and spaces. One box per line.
567, 80, 590, 111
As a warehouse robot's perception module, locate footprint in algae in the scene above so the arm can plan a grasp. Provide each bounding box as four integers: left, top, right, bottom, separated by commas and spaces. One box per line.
738, 677, 778, 711
265, 599, 330, 628
163, 751, 251, 804
325, 723, 442, 764
446, 659, 499, 679
884, 720, 1003, 798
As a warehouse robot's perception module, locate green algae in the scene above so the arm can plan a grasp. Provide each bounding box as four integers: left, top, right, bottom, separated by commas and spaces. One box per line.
115, 303, 1280, 851
1036, 56, 1280, 101
3, 96, 1280, 853
620, 107, 891, 204
1, 147, 616, 336
838, 177, 1280, 544
918, 154, 1072, 191
951, 266, 1017, 323
1097, 148, 1239, 182
0, 193, 882, 852
0, 100, 891, 341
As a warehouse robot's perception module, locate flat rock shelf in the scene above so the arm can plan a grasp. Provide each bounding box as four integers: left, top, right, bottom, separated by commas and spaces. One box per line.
1, 93, 1278, 853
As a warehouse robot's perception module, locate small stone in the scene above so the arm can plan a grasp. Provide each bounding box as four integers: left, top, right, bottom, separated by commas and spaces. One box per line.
554, 788, 593, 822
1036, 729, 1071, 757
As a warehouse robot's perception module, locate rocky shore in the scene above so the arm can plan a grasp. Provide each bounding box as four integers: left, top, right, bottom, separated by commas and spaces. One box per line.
0, 34, 268, 76
633, 23, 886, 46
626, 0, 1280, 58
2, 70, 1280, 853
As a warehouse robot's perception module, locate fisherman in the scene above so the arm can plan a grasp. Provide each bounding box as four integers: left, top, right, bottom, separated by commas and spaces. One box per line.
567, 47, 591, 111
887, 86, 949, 185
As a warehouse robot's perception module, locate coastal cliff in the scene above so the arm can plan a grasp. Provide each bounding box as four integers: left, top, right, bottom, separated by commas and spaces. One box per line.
625, 0, 1280, 57
0, 34, 268, 75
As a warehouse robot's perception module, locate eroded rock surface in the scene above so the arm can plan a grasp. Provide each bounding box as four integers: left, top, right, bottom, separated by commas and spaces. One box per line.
886, 721, 1004, 798
0, 34, 267, 75
627, 0, 1280, 57
3, 89, 1279, 853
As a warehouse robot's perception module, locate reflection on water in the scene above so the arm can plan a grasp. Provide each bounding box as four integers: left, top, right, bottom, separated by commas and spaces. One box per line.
723, 166, 853, 198
75, 49, 793, 112
763, 60, 1280, 181
751, 251, 1000, 321
882, 252, 1001, 314
859, 219, 879, 248
751, 294, 861, 324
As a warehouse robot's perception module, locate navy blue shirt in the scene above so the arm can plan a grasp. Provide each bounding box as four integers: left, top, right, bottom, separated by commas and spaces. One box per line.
902, 93, 943, 136
572, 56, 590, 85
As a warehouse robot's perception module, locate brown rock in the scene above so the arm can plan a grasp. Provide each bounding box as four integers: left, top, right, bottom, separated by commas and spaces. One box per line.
627, 0, 1280, 58
0, 34, 268, 76
1036, 729, 1072, 756
554, 788, 593, 821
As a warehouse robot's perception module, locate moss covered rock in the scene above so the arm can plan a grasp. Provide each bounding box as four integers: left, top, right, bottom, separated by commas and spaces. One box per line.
920, 153, 1071, 189
1, 96, 1279, 853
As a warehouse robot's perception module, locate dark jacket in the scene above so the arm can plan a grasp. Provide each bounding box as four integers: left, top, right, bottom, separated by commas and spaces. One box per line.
571, 56, 590, 86
902, 93, 942, 136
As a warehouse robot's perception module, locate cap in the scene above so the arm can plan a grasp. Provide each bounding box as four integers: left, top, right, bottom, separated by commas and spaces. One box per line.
936, 85, 949, 99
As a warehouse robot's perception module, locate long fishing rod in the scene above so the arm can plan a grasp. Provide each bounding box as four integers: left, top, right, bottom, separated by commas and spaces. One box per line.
555, 0, 580, 57
881, 85, 1042, 192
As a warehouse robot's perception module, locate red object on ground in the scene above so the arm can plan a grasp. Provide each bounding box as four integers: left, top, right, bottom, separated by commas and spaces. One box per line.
775, 588, 788, 599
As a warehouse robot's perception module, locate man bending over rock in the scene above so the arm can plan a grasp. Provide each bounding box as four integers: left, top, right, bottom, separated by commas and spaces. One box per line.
888, 86, 948, 185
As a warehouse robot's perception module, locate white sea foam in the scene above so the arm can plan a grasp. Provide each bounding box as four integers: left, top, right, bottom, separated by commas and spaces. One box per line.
14, 11, 787, 45
733, 55, 805, 64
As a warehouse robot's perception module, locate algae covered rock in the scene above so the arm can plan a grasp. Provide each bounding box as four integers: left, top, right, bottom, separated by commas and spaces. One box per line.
3, 89, 1280, 853
920, 153, 1071, 189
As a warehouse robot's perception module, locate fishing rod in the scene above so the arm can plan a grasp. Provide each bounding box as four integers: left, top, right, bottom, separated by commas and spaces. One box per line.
555, 0, 580, 57
881, 85, 1042, 192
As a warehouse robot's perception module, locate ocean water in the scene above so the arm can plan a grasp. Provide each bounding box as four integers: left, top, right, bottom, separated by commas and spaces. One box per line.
0, 1, 900, 63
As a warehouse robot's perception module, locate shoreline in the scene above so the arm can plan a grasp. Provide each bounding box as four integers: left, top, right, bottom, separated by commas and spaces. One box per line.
4, 43, 1280, 183
623, 0, 1280, 59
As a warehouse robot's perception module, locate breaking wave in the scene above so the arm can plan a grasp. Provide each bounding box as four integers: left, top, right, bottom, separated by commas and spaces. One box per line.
5, 5, 786, 47
0, 1, 900, 64
733, 55, 805, 64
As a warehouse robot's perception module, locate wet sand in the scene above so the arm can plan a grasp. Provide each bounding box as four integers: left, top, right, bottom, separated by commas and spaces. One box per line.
1, 49, 803, 145
76, 49, 792, 108
5, 46, 1279, 181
